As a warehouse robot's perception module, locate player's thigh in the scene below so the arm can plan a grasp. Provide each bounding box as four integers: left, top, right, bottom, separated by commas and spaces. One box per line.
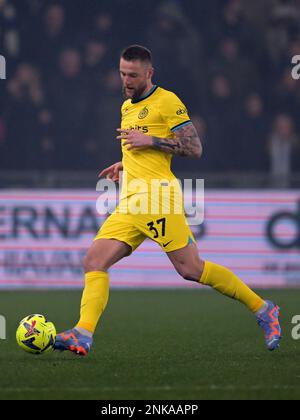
96, 212, 146, 253
167, 243, 205, 281
86, 212, 146, 272
83, 239, 131, 273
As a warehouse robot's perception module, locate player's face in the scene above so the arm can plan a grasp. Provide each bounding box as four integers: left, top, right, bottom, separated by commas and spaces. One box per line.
120, 58, 153, 101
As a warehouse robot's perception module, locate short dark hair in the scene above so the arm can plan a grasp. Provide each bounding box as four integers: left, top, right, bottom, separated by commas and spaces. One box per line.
121, 45, 152, 64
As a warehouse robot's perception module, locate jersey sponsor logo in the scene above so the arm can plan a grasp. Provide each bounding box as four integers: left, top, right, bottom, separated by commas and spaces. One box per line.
176, 108, 188, 116
138, 107, 149, 119
129, 125, 149, 133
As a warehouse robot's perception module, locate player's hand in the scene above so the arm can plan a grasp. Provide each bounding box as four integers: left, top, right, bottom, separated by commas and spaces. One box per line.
98, 161, 123, 183
116, 129, 153, 151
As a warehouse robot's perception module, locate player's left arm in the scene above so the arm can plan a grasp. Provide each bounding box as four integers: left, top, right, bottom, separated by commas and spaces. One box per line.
152, 123, 202, 158
116, 123, 203, 159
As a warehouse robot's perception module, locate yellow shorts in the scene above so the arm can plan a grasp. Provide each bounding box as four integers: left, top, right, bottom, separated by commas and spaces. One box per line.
95, 197, 196, 254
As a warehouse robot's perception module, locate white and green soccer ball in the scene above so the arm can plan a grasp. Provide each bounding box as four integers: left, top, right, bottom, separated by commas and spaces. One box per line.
16, 314, 56, 355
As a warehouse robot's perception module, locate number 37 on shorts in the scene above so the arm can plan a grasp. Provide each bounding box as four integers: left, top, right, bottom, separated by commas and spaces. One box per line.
95, 210, 196, 254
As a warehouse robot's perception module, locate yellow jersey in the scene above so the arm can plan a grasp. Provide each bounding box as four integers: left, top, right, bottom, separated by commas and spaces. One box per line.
120, 86, 192, 198
96, 86, 196, 253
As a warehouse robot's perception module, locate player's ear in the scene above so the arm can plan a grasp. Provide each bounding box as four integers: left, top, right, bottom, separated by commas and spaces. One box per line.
147, 66, 154, 80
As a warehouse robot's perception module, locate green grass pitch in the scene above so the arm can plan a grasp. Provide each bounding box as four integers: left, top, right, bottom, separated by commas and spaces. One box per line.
0, 289, 299, 400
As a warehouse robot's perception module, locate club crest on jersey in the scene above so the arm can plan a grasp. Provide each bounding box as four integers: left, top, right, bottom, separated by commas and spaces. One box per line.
138, 107, 149, 119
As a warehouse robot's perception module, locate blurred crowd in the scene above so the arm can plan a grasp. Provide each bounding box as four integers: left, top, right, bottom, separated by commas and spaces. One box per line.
0, 0, 300, 184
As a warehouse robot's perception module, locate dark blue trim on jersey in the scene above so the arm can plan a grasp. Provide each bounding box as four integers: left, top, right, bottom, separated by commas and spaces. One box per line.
171, 120, 192, 132
188, 236, 195, 246
131, 85, 158, 104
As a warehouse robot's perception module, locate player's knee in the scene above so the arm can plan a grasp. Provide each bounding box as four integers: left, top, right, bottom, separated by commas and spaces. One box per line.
83, 255, 107, 273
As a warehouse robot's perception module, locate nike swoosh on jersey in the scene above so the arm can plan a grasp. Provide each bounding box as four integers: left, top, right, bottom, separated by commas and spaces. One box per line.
163, 241, 173, 248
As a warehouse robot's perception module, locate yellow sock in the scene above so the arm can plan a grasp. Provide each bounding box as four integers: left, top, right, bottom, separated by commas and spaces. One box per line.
76, 271, 109, 334
200, 261, 264, 313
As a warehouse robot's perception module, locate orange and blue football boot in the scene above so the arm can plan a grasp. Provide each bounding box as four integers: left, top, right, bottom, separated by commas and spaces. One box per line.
256, 301, 282, 351
54, 329, 93, 356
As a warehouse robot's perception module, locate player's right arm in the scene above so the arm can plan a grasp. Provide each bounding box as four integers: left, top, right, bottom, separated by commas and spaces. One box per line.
99, 161, 123, 182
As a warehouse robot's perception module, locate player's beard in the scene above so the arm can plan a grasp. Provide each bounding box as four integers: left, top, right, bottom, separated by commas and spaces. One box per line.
122, 84, 147, 101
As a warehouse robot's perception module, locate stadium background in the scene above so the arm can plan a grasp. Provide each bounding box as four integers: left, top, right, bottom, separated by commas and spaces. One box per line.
0, 0, 300, 401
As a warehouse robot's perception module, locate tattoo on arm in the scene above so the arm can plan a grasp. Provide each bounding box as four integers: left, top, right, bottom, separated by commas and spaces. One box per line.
152, 123, 202, 158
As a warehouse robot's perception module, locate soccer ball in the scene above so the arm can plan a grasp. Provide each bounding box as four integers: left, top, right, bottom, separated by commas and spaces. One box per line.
16, 314, 56, 355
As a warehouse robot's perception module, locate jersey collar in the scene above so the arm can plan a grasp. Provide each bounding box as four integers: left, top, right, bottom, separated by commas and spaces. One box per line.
131, 85, 158, 104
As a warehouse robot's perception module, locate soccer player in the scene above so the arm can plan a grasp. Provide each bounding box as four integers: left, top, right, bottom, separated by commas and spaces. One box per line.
54, 45, 281, 356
